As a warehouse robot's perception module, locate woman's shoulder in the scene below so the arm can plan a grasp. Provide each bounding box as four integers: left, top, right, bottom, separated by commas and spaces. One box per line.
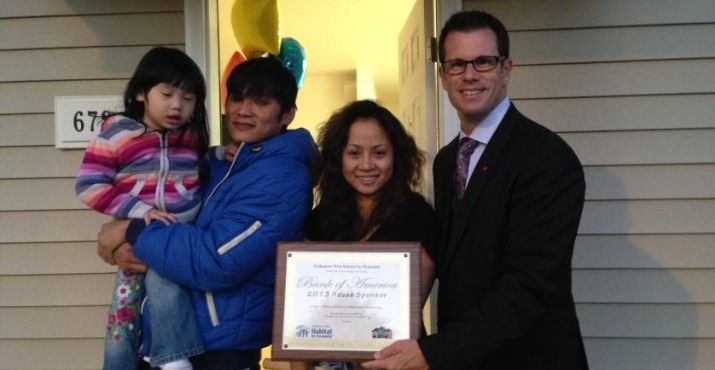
369, 191, 437, 244
381, 192, 436, 232
400, 191, 435, 214
304, 204, 335, 241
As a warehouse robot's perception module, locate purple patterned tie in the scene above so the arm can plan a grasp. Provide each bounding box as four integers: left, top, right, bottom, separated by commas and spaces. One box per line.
454, 137, 479, 203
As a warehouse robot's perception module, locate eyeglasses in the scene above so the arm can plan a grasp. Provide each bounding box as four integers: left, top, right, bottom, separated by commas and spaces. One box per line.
441, 56, 506, 75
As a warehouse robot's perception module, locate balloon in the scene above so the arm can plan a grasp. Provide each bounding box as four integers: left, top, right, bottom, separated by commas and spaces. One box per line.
278, 37, 306, 88
231, 0, 280, 58
220, 51, 246, 111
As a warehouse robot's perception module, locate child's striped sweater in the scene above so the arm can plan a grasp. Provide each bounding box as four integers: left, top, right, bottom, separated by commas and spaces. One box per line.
75, 115, 201, 223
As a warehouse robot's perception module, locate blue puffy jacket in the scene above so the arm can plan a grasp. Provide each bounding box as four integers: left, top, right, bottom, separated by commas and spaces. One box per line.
133, 128, 316, 351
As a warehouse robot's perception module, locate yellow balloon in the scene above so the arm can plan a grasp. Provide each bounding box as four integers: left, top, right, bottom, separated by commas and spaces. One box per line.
231, 0, 280, 58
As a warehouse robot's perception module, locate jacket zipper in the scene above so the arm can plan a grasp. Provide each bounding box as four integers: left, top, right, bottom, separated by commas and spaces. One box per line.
156, 131, 169, 211
205, 220, 263, 326
203, 145, 257, 327
206, 292, 219, 326
217, 220, 263, 255
205, 142, 245, 203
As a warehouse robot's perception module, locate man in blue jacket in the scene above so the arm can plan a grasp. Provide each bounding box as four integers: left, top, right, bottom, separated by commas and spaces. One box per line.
97, 57, 316, 370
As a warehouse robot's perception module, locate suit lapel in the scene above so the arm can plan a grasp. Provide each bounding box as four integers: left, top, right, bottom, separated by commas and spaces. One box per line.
442, 104, 522, 269
434, 137, 459, 262
439, 137, 460, 207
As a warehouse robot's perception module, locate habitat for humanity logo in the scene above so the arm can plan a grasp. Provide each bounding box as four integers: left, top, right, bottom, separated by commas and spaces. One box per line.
371, 326, 393, 338
295, 324, 334, 338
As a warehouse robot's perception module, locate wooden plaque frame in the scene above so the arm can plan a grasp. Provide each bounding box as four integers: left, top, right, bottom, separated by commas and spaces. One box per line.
271, 241, 421, 361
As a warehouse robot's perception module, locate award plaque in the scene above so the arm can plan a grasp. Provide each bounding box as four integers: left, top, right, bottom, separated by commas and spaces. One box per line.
271, 242, 421, 360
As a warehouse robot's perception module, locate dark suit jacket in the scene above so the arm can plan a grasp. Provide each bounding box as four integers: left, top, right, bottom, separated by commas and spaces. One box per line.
418, 104, 589, 370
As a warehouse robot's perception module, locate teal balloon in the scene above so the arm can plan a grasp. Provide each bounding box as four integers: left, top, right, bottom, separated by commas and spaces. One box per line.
278, 37, 306, 88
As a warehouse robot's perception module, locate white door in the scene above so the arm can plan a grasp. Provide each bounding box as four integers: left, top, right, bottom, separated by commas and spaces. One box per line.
398, 0, 438, 200
398, 0, 461, 201
397, 0, 461, 334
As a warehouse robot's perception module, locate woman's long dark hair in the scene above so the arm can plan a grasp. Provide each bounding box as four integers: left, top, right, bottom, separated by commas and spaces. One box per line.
314, 100, 424, 240
121, 47, 210, 167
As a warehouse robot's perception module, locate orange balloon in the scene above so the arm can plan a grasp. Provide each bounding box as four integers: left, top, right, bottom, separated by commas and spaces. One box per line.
220, 51, 246, 112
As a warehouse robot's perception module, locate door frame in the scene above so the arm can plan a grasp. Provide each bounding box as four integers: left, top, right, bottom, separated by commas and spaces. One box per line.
184, 0, 222, 145
184, 0, 462, 147
436, 0, 462, 147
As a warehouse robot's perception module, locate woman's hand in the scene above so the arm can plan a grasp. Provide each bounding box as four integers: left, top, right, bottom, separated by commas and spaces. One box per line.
97, 219, 130, 264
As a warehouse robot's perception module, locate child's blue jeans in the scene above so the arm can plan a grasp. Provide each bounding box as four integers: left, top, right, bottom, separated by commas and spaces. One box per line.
103, 269, 204, 370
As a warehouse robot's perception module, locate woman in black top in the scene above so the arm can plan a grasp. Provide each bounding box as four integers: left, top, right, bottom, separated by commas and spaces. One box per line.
306, 99, 438, 306
285, 100, 438, 370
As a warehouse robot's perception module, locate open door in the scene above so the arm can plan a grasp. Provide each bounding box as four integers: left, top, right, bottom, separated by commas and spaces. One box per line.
398, 0, 461, 336
398, 0, 461, 201
398, 0, 438, 201
399, 0, 440, 335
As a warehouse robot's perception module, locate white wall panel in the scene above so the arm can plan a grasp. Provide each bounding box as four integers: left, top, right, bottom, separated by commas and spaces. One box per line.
584, 338, 715, 370
574, 269, 715, 303
0, 306, 107, 339
580, 199, 715, 234
0, 14, 183, 50
0, 2, 183, 370
511, 24, 715, 64
464, 0, 715, 28
0, 147, 85, 178
0, 80, 127, 114
515, 94, 715, 132
563, 129, 715, 165
584, 165, 715, 200
0, 274, 115, 307
574, 234, 715, 268
465, 1, 715, 369
577, 303, 715, 337
0, 210, 109, 243
511, 60, 715, 99
0, 242, 115, 275
0, 47, 159, 82
0, 114, 54, 146
0, 178, 92, 211
0, 0, 181, 18
0, 338, 104, 370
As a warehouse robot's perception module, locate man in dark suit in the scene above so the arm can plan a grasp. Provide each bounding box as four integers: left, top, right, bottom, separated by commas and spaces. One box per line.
364, 10, 589, 370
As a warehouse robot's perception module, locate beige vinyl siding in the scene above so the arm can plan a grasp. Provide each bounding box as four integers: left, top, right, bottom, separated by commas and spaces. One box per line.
1, 340, 105, 370
0, 242, 114, 274
0, 80, 129, 115
0, 1, 184, 369
465, 1, 715, 369
517, 95, 715, 132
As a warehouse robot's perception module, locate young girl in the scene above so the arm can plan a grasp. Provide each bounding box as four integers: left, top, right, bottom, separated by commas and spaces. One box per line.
75, 47, 210, 370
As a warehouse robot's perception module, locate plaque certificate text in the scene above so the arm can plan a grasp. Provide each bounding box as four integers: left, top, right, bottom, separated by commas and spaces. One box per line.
272, 242, 420, 360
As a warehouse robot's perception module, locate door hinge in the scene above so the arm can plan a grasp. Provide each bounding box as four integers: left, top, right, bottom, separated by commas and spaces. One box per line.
428, 36, 438, 63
